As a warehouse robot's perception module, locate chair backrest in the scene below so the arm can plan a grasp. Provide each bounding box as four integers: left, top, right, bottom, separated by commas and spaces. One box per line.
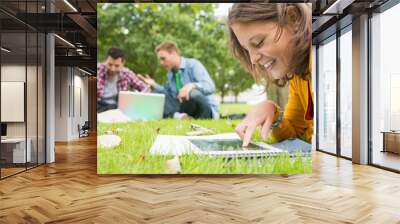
82, 121, 90, 129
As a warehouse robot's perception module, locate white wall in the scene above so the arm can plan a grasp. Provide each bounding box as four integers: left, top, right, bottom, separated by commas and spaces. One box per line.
1, 65, 26, 141
1, 64, 46, 164
55, 66, 69, 141
76, 71, 89, 138
1, 65, 38, 138
54, 67, 89, 141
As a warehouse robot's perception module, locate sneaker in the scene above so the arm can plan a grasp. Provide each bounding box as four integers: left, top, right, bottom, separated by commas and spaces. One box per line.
173, 112, 192, 120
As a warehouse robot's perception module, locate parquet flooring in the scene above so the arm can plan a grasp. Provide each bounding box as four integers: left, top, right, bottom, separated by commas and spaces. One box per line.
372, 151, 400, 171
0, 135, 399, 223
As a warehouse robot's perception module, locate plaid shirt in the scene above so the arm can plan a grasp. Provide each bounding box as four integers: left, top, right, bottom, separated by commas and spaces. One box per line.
97, 63, 150, 101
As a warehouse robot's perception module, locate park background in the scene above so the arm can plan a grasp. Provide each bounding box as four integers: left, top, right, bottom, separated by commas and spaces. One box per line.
97, 3, 289, 111
96, 3, 311, 174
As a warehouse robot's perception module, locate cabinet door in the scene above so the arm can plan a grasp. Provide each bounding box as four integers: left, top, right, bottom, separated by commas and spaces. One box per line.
386, 133, 399, 154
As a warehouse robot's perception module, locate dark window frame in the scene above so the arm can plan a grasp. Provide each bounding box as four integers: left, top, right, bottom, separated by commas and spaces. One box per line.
0, 0, 47, 180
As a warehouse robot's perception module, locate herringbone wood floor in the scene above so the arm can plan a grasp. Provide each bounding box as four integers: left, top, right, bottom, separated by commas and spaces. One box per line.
1, 135, 400, 224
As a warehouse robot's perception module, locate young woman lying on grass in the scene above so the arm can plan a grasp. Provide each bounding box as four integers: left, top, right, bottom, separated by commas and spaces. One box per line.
228, 3, 313, 147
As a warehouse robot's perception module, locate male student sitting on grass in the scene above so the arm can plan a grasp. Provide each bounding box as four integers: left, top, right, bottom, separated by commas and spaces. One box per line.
138, 41, 219, 119
97, 48, 150, 113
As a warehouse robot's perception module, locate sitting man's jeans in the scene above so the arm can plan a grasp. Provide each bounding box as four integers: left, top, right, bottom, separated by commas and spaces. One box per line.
97, 100, 117, 113
163, 89, 212, 119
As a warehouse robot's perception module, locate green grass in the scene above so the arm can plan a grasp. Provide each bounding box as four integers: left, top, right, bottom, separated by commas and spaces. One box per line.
219, 103, 253, 117
97, 118, 312, 174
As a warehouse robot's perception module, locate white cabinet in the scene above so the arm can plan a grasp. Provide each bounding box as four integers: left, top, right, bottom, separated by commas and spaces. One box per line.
1, 138, 32, 163
1, 82, 25, 122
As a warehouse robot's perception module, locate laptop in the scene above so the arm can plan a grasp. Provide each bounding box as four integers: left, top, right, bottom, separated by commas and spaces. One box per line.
150, 133, 311, 158
118, 91, 165, 120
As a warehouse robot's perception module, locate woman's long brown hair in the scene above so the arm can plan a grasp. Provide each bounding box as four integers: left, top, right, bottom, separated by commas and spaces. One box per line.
228, 3, 312, 88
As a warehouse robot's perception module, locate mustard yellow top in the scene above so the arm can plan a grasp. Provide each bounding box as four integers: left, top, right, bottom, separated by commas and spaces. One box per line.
270, 59, 314, 143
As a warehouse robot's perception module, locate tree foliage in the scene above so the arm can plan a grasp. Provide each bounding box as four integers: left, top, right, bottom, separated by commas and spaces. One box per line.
97, 3, 254, 100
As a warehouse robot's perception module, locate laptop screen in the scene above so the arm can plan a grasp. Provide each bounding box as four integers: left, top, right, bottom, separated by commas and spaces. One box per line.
189, 139, 265, 152
118, 91, 165, 120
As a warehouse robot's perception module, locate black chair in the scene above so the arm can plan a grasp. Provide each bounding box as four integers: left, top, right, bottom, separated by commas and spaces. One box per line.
78, 121, 90, 138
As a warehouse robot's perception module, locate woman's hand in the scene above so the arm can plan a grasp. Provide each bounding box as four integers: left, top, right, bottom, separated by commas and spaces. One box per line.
235, 100, 277, 147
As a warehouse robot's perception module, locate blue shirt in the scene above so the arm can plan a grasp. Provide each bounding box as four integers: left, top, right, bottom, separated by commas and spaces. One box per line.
153, 57, 219, 118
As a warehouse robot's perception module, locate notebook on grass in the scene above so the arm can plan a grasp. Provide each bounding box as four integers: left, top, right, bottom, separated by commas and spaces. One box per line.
149, 133, 311, 158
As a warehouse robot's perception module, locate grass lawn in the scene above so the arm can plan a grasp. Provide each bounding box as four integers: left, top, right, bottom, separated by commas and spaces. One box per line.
219, 103, 253, 117
97, 114, 312, 174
